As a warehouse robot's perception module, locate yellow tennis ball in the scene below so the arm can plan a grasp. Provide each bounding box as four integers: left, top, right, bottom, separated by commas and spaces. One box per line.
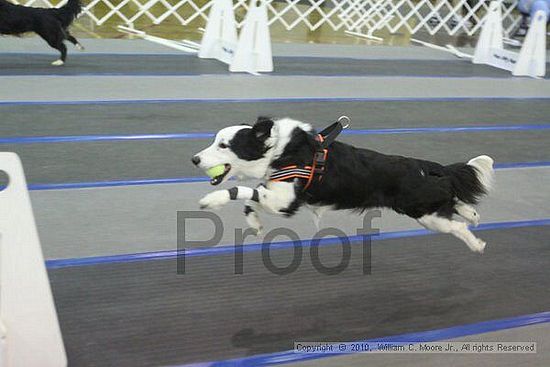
206, 165, 225, 178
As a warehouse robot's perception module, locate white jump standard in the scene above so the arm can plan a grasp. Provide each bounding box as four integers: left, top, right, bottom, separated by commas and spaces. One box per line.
0, 153, 66, 367
117, 0, 273, 75
473, 0, 548, 78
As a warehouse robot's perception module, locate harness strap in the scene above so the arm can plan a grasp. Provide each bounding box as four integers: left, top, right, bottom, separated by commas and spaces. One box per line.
317, 120, 345, 149
270, 165, 312, 182
269, 116, 349, 191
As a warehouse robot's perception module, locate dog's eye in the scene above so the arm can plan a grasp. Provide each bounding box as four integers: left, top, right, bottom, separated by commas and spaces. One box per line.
219, 143, 228, 149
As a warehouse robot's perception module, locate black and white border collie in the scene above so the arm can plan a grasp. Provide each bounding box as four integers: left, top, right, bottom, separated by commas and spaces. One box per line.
0, 0, 83, 65
192, 117, 494, 253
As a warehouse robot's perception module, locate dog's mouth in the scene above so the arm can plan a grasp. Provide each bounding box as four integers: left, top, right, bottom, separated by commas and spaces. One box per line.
210, 164, 232, 185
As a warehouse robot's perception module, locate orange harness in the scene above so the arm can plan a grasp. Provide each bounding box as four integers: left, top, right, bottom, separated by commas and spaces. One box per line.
269, 119, 346, 191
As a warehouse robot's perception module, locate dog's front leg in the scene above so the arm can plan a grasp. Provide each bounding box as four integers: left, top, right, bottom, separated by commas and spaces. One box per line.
199, 187, 266, 234
199, 182, 296, 215
244, 202, 263, 235
199, 186, 259, 210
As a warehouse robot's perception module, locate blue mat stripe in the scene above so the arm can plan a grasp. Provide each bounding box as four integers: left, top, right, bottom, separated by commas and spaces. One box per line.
28, 176, 211, 190
178, 311, 550, 367
1, 96, 550, 106
25, 161, 550, 191
45, 218, 550, 269
2, 124, 549, 145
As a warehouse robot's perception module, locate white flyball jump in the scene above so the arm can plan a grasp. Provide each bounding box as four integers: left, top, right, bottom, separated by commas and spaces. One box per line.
117, 0, 273, 75
200, 0, 272, 74
0, 153, 66, 367
229, 0, 273, 74
411, 1, 547, 78
473, 1, 547, 78
198, 0, 238, 64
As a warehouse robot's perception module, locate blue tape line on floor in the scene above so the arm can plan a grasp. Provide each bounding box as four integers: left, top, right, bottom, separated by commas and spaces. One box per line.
180, 311, 550, 367
0, 132, 212, 144
2, 124, 549, 145
28, 176, 212, 190
45, 218, 550, 269
25, 161, 550, 191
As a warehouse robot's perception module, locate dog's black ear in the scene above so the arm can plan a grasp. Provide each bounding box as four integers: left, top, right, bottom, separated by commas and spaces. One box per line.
252, 116, 274, 141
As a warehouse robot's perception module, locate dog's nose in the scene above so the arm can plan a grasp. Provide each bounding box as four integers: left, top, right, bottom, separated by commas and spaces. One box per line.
191, 156, 201, 166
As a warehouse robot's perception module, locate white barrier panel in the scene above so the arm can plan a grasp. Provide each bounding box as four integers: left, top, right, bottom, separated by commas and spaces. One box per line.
473, 1, 504, 66
0, 153, 66, 367
117, 0, 272, 74
513, 9, 547, 77
199, 0, 238, 64
230, 0, 273, 74
473, 1, 546, 78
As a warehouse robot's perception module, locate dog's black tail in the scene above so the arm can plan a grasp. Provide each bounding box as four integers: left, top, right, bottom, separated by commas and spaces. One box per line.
53, 0, 82, 28
446, 155, 495, 205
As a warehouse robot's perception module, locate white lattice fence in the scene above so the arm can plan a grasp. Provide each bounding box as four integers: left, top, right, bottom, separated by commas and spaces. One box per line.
12, 0, 521, 36
340, 0, 521, 37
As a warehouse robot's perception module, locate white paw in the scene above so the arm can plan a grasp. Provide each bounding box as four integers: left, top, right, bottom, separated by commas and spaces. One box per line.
246, 213, 263, 236
76, 44, 85, 51
51, 59, 64, 66
470, 239, 486, 254
249, 226, 263, 236
199, 190, 230, 210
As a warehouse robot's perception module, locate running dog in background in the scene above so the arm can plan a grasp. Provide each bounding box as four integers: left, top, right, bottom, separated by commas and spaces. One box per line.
0, 0, 83, 65
192, 117, 495, 253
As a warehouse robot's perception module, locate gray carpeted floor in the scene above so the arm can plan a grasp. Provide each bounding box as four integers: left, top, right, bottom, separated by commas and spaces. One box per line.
2, 130, 547, 184
31, 167, 550, 260
1, 100, 549, 137
48, 225, 550, 367
3, 76, 549, 103
2, 54, 542, 77
3, 100, 548, 185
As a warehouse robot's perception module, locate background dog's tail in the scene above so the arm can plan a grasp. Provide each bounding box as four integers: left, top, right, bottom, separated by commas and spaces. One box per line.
54, 0, 82, 28
447, 155, 495, 205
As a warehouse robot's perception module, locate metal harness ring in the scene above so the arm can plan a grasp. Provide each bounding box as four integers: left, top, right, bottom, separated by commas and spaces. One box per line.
338, 115, 351, 129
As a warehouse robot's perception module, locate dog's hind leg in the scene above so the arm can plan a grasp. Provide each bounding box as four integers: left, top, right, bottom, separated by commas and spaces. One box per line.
50, 46, 67, 65
51, 37, 67, 65
37, 23, 67, 65
418, 214, 486, 253
307, 205, 328, 230
66, 31, 84, 50
454, 201, 480, 226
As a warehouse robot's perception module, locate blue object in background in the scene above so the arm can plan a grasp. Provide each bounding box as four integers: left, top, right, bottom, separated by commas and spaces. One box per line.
518, 0, 550, 21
